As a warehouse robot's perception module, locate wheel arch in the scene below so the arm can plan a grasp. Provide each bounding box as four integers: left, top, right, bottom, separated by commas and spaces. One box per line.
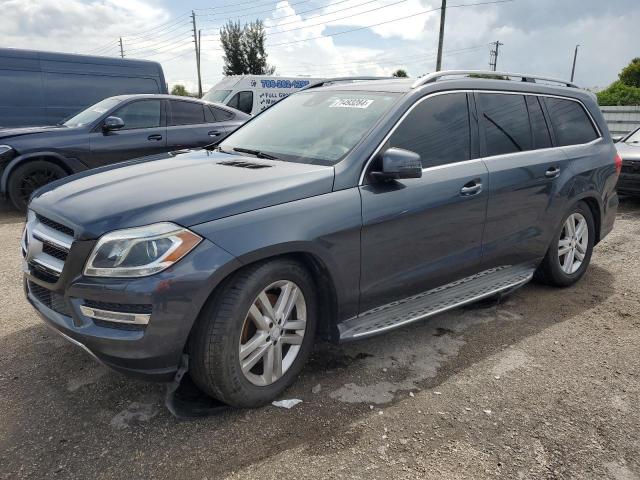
572, 193, 603, 244
1, 152, 84, 195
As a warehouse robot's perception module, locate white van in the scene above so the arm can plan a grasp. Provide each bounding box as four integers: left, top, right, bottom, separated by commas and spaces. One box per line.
202, 75, 325, 116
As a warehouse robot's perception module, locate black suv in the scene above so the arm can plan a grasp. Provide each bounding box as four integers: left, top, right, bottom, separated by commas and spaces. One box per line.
1, 94, 249, 211
23, 72, 620, 407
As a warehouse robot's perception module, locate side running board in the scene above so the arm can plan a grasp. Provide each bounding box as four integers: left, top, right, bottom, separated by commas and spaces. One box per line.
339, 264, 535, 341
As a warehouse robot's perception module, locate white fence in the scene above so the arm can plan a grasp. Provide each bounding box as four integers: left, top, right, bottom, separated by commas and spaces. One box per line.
600, 106, 640, 137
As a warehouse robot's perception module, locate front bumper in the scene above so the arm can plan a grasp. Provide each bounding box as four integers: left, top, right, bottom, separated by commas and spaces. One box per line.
24, 236, 240, 382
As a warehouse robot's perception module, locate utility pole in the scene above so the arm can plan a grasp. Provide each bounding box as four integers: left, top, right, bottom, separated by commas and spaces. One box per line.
570, 44, 580, 82
435, 0, 447, 71
191, 11, 202, 98
198, 30, 202, 97
119, 37, 124, 58
489, 40, 503, 71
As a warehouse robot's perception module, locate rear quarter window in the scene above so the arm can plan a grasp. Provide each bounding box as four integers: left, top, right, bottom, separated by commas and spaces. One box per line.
545, 97, 598, 146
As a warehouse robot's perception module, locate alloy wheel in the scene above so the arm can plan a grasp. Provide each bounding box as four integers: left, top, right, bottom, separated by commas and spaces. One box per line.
238, 280, 307, 386
558, 212, 588, 274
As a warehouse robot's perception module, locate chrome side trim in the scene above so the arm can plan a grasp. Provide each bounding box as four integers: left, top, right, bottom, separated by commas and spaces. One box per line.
351, 273, 533, 339
358, 89, 602, 185
79, 305, 151, 325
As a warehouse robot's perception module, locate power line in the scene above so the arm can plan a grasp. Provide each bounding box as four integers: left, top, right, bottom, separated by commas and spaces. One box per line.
123, 31, 193, 54
200, 0, 514, 51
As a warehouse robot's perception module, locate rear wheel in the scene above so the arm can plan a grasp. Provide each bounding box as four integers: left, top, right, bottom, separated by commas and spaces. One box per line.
7, 160, 67, 212
189, 259, 317, 407
534, 201, 595, 287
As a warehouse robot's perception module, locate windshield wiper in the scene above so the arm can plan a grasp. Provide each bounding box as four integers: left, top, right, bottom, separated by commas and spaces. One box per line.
232, 147, 279, 160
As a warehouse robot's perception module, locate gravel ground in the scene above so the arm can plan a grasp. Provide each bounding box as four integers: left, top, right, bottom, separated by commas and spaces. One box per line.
1, 198, 639, 479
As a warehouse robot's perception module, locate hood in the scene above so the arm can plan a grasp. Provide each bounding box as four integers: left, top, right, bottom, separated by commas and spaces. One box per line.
616, 141, 640, 161
30, 150, 335, 240
0, 125, 71, 141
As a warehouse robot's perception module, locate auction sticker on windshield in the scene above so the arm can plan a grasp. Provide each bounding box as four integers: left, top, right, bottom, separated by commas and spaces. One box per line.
329, 98, 374, 109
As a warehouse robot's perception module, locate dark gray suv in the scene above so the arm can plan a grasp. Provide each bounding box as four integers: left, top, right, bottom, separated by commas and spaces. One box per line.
22, 71, 620, 407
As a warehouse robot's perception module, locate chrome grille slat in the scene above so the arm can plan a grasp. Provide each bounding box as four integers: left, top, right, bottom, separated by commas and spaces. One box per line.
24, 212, 74, 282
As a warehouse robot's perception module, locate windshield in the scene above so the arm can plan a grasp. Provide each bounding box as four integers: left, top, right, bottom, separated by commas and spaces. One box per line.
219, 90, 399, 165
625, 127, 640, 144
203, 89, 232, 103
63, 97, 123, 127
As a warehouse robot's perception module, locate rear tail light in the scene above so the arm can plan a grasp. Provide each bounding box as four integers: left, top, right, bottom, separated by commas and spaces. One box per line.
614, 153, 622, 176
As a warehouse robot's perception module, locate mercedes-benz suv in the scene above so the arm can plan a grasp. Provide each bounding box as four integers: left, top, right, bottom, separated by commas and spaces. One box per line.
22, 72, 620, 407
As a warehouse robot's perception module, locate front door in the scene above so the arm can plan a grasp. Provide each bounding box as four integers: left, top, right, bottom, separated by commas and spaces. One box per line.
359, 92, 489, 312
89, 98, 166, 166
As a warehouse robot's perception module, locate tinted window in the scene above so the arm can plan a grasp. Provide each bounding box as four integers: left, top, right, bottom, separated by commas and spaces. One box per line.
170, 101, 205, 126
228, 91, 253, 114
479, 93, 531, 156
204, 105, 216, 123
526, 95, 552, 149
387, 93, 470, 168
545, 97, 598, 146
113, 100, 161, 130
212, 107, 234, 121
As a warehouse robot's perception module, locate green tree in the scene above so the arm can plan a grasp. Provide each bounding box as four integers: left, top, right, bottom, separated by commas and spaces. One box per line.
597, 58, 640, 106
619, 57, 640, 88
392, 69, 408, 78
597, 80, 640, 106
243, 20, 275, 75
170, 84, 190, 96
220, 20, 247, 75
220, 19, 275, 75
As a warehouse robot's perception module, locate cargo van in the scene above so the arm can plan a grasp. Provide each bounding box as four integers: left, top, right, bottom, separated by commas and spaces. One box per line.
202, 75, 325, 115
0, 48, 167, 128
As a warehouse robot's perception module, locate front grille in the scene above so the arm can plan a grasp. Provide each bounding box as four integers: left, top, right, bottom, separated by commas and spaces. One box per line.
36, 214, 74, 237
42, 243, 68, 261
25, 213, 74, 282
28, 281, 71, 316
28, 262, 60, 283
83, 300, 152, 315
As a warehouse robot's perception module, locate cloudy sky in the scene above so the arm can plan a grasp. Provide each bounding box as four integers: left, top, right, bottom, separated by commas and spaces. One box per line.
1, 0, 638, 93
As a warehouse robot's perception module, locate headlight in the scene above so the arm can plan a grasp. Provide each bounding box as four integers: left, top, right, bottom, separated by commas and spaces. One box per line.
84, 222, 202, 278
0, 145, 16, 163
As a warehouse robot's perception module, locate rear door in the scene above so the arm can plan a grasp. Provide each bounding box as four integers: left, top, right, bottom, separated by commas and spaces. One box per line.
89, 98, 166, 165
359, 92, 489, 312
478, 92, 570, 268
166, 99, 228, 150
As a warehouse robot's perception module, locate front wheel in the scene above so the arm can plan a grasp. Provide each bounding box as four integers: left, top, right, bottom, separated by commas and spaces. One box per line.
534, 201, 595, 287
189, 259, 317, 407
7, 160, 67, 212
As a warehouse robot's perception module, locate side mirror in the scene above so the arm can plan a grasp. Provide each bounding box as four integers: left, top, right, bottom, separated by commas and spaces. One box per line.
612, 135, 624, 143
371, 147, 422, 180
102, 116, 125, 132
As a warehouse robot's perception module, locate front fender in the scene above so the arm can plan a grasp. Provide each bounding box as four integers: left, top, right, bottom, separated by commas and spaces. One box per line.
0, 151, 87, 195
190, 188, 363, 323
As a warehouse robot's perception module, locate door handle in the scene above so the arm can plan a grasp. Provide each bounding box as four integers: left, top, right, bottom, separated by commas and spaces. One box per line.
545, 166, 561, 178
460, 180, 483, 196
148, 134, 163, 141
208, 130, 222, 137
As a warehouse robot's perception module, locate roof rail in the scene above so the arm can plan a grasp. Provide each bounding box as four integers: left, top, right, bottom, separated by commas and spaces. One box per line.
411, 70, 579, 89
301, 76, 394, 91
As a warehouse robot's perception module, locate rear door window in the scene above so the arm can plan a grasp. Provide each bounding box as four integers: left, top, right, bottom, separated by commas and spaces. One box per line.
211, 107, 234, 121
479, 93, 532, 156
387, 92, 471, 168
170, 101, 206, 126
526, 95, 552, 149
112, 100, 161, 130
545, 97, 598, 146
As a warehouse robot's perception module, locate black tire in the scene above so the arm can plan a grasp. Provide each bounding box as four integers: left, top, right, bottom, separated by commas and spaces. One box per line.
189, 259, 317, 408
534, 201, 595, 287
7, 160, 67, 212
